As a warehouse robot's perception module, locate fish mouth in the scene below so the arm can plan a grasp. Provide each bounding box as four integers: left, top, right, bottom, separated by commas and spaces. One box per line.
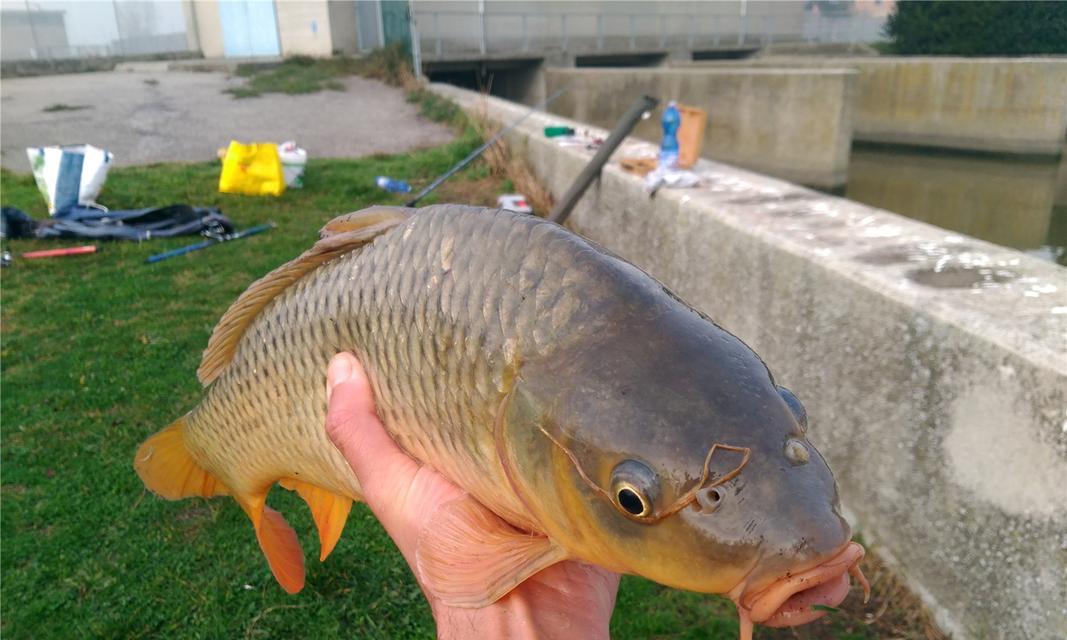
728, 542, 869, 640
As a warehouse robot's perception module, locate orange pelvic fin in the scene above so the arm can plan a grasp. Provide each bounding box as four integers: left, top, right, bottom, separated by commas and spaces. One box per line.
240, 495, 306, 594
415, 495, 567, 608
279, 478, 353, 561
133, 415, 228, 499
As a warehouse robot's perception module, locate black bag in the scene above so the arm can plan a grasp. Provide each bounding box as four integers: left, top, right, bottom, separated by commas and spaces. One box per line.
1, 207, 40, 239
34, 205, 234, 241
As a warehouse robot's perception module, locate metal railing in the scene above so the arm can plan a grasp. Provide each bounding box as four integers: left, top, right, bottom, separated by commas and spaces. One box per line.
415, 9, 887, 61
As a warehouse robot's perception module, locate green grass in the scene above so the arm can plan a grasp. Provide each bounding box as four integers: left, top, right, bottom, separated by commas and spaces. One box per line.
226, 45, 415, 99
226, 56, 363, 98
406, 88, 462, 125
0, 134, 886, 638
224, 48, 414, 99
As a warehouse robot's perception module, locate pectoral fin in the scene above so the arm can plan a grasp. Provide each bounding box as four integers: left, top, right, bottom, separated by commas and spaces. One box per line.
279, 478, 353, 561
414, 495, 567, 608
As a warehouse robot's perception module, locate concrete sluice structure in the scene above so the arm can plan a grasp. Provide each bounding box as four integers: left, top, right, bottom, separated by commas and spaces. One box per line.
432, 83, 1067, 640
683, 57, 1067, 156
544, 67, 856, 189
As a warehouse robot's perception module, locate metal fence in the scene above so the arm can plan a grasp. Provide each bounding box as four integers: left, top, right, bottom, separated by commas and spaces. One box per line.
0, 1, 888, 64
414, 8, 887, 60
1, 0, 197, 62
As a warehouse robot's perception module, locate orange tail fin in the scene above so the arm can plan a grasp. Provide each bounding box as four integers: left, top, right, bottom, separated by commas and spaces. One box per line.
135, 417, 306, 594
133, 415, 228, 499
280, 478, 353, 561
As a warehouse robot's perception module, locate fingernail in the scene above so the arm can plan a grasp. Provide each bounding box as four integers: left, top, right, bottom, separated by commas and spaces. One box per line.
327, 354, 353, 396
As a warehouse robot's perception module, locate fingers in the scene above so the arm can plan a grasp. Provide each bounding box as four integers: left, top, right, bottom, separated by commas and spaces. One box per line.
325, 352, 421, 527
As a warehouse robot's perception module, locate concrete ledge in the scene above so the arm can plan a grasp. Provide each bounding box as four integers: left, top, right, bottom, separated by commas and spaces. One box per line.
543, 67, 856, 189
684, 57, 1067, 156
432, 83, 1067, 640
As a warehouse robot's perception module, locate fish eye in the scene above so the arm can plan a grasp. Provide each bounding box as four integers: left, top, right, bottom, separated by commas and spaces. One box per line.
610, 460, 659, 519
777, 386, 808, 430
616, 487, 646, 515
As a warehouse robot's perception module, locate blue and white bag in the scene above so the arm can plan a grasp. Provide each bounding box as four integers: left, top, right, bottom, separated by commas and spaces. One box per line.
26, 144, 113, 216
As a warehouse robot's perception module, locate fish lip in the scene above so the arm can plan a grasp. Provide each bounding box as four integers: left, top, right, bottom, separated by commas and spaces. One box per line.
729, 541, 865, 625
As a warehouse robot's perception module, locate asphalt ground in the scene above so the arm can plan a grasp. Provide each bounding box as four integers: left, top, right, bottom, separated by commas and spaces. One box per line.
0, 68, 455, 172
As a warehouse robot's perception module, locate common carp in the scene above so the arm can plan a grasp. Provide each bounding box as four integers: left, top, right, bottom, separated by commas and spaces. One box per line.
135, 204, 868, 638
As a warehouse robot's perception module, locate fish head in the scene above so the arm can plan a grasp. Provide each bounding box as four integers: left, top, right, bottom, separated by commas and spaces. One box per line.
501, 303, 863, 628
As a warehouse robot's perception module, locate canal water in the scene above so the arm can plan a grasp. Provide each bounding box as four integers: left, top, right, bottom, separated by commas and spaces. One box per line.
845, 144, 1067, 266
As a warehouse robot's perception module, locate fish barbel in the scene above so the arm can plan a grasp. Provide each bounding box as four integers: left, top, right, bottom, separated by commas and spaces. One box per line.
134, 204, 868, 637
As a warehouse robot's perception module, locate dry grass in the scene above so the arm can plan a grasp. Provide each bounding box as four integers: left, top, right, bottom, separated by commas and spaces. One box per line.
468, 96, 556, 217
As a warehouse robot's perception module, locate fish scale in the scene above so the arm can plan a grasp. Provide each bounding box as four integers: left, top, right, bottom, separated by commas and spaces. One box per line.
183, 206, 582, 523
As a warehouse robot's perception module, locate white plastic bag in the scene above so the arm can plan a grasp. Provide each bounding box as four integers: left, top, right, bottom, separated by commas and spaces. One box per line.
26, 144, 113, 215
644, 166, 701, 193
277, 141, 307, 189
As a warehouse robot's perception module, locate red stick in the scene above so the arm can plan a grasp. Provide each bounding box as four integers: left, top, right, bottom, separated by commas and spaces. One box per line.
22, 245, 98, 259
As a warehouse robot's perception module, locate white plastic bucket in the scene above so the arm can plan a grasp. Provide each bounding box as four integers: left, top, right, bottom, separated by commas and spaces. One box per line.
278, 141, 307, 189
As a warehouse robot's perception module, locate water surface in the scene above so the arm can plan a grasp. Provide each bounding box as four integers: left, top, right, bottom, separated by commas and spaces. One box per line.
845, 145, 1067, 266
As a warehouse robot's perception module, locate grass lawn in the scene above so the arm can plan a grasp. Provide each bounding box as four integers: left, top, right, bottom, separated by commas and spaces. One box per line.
1, 114, 912, 639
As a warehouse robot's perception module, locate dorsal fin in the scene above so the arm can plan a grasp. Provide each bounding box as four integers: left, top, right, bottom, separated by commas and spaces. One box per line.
197, 207, 414, 385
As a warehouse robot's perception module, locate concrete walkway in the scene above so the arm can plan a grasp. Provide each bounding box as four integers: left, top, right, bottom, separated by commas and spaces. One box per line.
0, 69, 455, 172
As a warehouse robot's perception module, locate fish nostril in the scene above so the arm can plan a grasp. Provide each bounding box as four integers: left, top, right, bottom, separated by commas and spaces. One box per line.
697, 487, 725, 513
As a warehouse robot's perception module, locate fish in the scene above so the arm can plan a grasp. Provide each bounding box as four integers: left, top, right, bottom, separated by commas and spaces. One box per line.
134, 204, 868, 638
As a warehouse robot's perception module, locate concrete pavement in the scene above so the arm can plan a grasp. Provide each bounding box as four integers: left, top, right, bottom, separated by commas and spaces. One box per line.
0, 69, 454, 172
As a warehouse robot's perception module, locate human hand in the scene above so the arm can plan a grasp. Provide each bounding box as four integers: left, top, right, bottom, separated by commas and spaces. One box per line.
325, 352, 621, 640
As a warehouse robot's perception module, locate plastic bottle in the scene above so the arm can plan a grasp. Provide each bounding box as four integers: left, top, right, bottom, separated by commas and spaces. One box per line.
375, 176, 411, 193
658, 101, 681, 170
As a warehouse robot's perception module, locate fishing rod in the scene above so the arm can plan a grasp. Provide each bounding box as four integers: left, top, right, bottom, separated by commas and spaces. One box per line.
404, 86, 570, 208
146, 222, 276, 264
549, 94, 659, 224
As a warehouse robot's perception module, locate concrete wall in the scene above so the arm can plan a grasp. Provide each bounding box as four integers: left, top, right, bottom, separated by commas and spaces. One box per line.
188, 0, 225, 59
686, 58, 1067, 156
276, 0, 333, 57
327, 0, 360, 55
544, 67, 856, 189
431, 84, 1067, 640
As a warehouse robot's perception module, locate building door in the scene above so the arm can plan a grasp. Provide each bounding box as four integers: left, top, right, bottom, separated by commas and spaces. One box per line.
219, 0, 281, 58
356, 0, 383, 51
380, 0, 411, 52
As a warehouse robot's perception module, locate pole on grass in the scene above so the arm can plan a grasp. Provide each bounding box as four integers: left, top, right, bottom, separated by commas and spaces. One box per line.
404, 86, 570, 208
146, 223, 275, 264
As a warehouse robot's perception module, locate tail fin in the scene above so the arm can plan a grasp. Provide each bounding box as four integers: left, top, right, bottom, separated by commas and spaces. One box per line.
135, 415, 307, 593
134, 415, 228, 499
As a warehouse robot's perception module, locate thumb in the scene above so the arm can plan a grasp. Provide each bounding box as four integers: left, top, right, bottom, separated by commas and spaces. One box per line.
324, 352, 421, 515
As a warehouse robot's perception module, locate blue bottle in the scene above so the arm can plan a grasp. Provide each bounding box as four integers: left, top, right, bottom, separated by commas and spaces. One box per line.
658, 101, 681, 169
376, 176, 411, 193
